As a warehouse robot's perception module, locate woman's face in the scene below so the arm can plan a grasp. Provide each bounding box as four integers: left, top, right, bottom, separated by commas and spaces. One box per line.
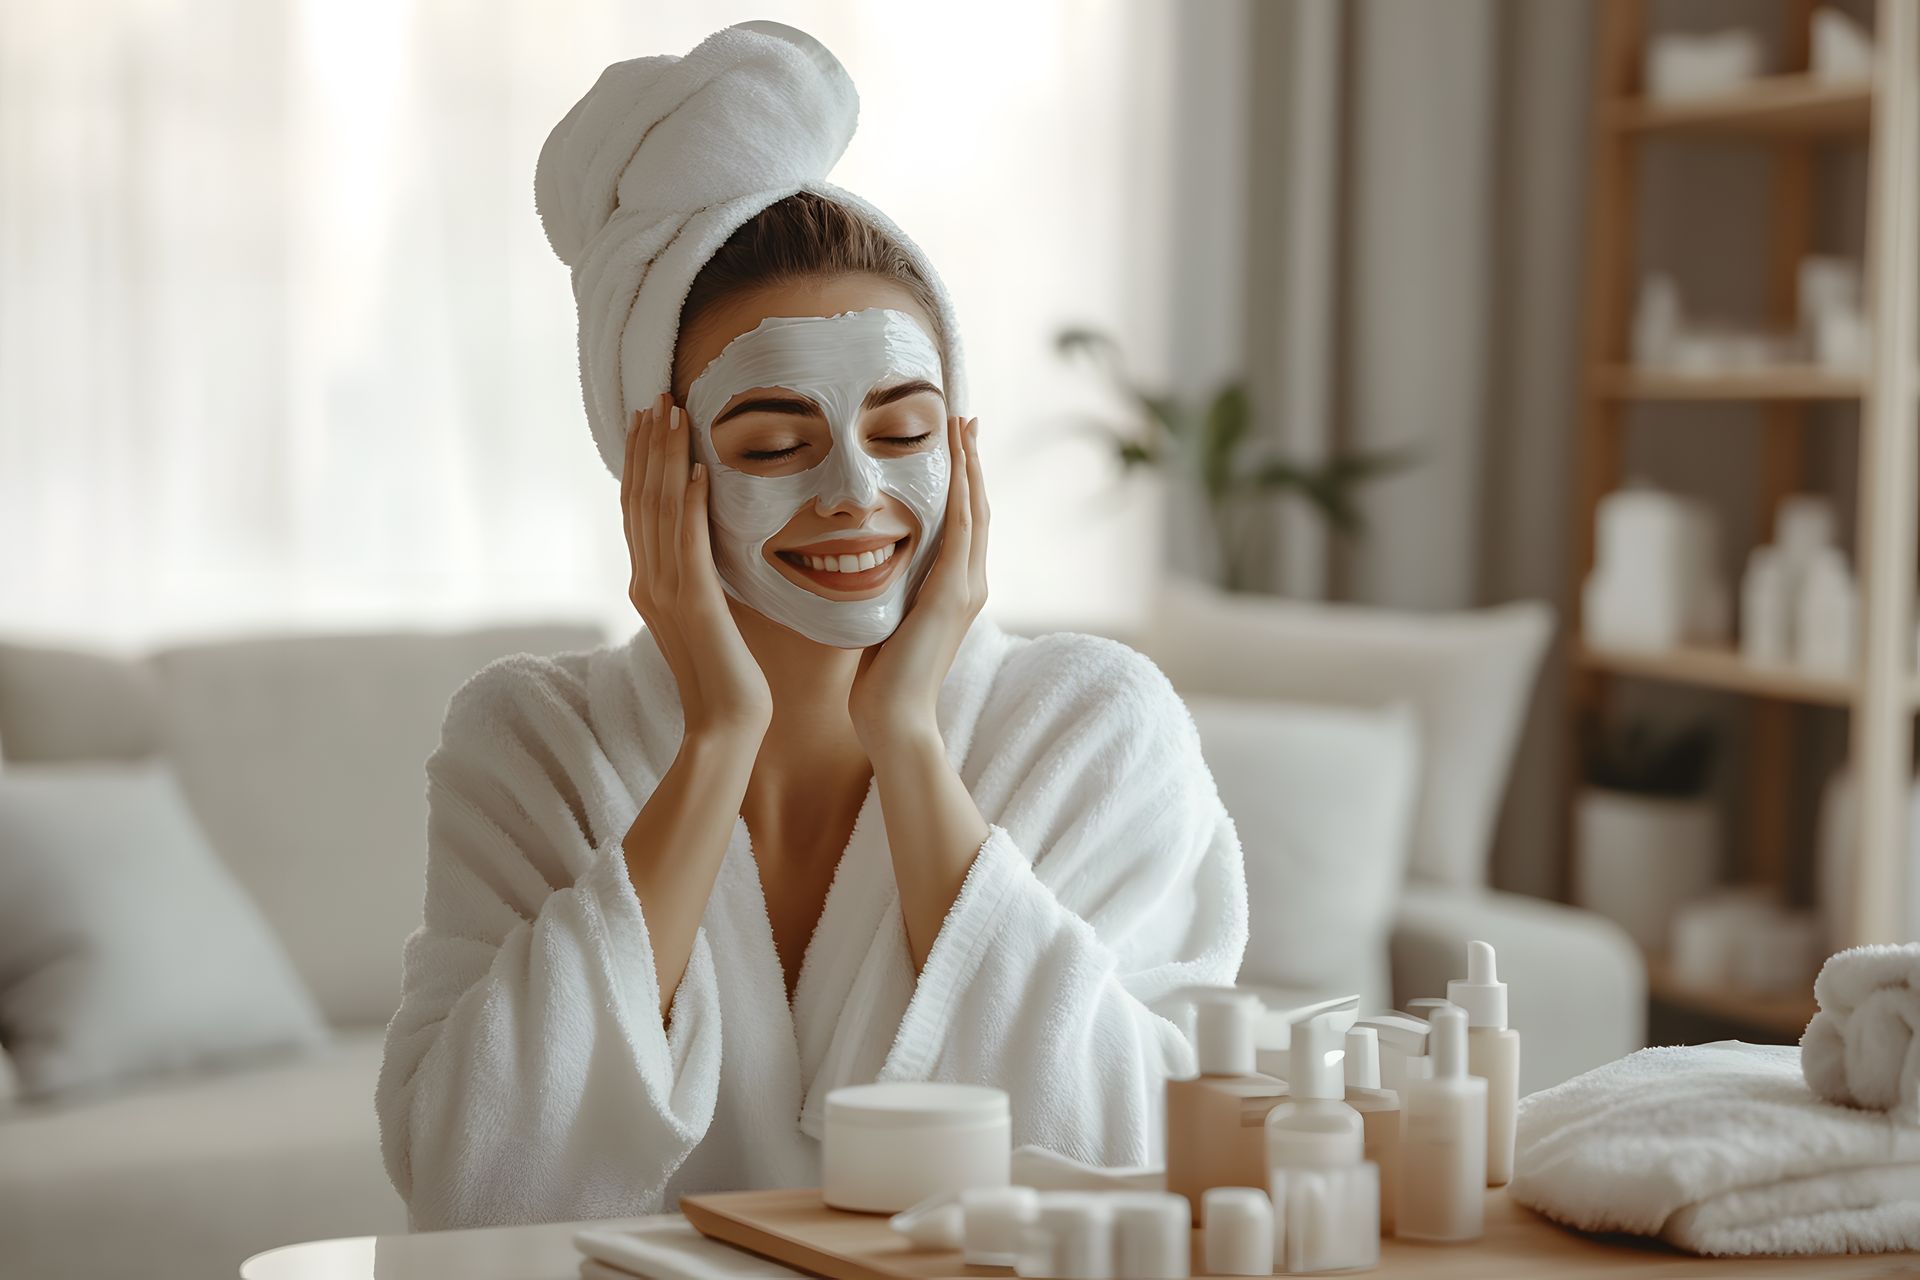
673, 275, 950, 647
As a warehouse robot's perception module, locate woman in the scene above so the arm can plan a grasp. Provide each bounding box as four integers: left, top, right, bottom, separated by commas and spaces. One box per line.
375, 21, 1247, 1231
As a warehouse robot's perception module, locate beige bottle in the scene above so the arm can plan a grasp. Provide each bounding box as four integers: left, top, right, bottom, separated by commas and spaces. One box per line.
1448, 939, 1519, 1186
1343, 1025, 1401, 1235
1397, 1003, 1487, 1243
1165, 990, 1286, 1224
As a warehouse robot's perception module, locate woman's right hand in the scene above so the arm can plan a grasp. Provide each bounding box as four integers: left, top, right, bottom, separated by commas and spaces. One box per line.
623, 392, 773, 743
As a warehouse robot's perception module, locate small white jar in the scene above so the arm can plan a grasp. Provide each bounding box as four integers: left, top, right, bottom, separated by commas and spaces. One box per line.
822, 1082, 1011, 1213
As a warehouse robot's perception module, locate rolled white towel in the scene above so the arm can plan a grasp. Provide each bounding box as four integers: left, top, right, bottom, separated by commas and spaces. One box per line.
532, 20, 968, 479
1801, 942, 1920, 1119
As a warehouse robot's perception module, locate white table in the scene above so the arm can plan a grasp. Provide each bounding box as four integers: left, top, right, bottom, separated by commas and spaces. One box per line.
240, 1213, 677, 1280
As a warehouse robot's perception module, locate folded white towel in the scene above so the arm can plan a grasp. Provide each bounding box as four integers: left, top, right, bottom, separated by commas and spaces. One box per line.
1510, 1040, 1920, 1256
533, 20, 968, 478
1802, 943, 1920, 1119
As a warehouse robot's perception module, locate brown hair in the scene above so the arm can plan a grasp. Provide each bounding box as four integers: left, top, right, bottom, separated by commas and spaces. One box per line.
672, 190, 949, 398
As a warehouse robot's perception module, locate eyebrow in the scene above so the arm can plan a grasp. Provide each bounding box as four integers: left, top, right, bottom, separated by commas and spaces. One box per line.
710, 379, 943, 428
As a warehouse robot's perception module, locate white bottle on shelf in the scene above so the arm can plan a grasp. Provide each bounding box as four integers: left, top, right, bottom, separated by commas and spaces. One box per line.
1795, 546, 1858, 676
1397, 1005, 1487, 1243
1447, 941, 1519, 1188
1741, 545, 1790, 665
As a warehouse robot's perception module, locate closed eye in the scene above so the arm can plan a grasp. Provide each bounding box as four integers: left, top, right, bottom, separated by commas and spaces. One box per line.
743, 431, 932, 462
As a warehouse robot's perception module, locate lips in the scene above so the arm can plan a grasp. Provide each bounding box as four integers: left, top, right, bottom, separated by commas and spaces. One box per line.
775, 536, 909, 592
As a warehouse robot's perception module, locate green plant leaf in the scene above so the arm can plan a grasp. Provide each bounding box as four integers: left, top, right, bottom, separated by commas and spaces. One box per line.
1201, 384, 1251, 495
1054, 327, 1125, 373
1058, 415, 1160, 469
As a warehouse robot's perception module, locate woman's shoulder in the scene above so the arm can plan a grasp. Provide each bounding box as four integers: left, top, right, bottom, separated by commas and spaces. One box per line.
980, 621, 1196, 742
434, 636, 624, 760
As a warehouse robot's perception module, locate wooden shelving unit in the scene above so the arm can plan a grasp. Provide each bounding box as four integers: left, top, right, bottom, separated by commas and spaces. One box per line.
1645, 955, 1818, 1040
1569, 2, 1920, 1036
1593, 364, 1864, 400
1579, 642, 1860, 707
1609, 72, 1872, 135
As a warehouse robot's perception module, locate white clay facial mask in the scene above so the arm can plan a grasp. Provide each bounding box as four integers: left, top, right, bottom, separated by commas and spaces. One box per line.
684, 307, 949, 648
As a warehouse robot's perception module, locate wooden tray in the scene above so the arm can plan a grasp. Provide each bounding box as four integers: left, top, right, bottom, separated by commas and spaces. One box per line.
680, 1187, 1920, 1280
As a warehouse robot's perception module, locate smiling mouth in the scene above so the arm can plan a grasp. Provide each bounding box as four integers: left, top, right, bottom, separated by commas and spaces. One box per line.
774, 536, 910, 593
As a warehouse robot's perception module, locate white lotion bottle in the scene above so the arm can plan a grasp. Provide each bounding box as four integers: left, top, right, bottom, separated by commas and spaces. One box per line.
1447, 940, 1519, 1187
1397, 1004, 1487, 1243
1264, 1013, 1380, 1274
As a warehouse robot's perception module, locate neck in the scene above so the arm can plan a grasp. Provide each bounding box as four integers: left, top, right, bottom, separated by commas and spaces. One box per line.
731, 598, 870, 811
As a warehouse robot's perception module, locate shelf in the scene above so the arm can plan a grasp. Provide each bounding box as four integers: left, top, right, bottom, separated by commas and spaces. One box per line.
1594, 365, 1865, 400
1576, 642, 1895, 707
1610, 75, 1872, 136
1646, 953, 1818, 1040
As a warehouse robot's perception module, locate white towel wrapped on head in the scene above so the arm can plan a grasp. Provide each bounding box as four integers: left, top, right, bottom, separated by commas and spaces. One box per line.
1510, 1040, 1920, 1256
532, 19, 969, 479
1801, 943, 1920, 1119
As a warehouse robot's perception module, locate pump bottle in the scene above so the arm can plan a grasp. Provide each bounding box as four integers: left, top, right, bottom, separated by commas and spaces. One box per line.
1342, 1025, 1401, 1235
1397, 1004, 1486, 1243
1264, 1013, 1380, 1273
1165, 989, 1286, 1223
1447, 939, 1519, 1186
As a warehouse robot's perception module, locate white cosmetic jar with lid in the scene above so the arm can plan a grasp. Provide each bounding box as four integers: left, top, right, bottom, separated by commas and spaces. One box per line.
822, 1082, 1012, 1213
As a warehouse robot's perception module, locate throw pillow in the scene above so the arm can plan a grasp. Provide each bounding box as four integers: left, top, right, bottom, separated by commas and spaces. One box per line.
1185, 696, 1420, 1003
1143, 575, 1552, 888
0, 764, 328, 1102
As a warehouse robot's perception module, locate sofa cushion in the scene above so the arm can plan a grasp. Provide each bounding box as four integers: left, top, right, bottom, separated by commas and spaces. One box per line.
0, 1029, 403, 1280
150, 623, 606, 1026
1143, 575, 1552, 888
1186, 696, 1418, 1009
0, 764, 328, 1102
0, 640, 162, 763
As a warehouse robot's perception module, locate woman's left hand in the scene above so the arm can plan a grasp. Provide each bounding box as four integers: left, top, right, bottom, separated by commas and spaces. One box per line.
848, 414, 987, 753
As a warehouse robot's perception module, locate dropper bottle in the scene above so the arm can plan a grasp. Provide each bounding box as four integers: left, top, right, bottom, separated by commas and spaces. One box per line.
1447, 939, 1519, 1186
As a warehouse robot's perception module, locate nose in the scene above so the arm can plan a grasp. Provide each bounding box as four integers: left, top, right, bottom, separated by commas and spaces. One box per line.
812, 433, 883, 514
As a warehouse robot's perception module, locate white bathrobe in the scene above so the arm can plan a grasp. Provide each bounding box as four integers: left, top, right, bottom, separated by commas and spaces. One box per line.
374, 614, 1248, 1231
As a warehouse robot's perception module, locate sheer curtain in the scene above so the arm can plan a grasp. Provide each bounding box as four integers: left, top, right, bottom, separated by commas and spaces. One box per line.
0, 0, 1175, 646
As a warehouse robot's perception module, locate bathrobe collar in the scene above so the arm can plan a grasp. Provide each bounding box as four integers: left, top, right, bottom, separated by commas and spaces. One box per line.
600, 611, 1016, 1136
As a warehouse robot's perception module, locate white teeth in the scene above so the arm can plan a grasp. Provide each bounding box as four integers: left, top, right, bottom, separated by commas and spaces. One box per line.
794, 540, 898, 573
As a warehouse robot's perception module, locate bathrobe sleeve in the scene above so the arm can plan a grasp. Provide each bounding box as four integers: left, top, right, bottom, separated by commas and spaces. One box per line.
878, 633, 1250, 1166
375, 654, 722, 1230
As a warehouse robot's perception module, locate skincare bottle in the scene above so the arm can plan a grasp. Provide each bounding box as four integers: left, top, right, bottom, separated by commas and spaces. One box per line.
1343, 1026, 1401, 1235
1201, 1188, 1273, 1277
1354, 1013, 1430, 1096
1397, 1004, 1486, 1243
1447, 940, 1519, 1187
1264, 1014, 1380, 1274
1165, 990, 1286, 1224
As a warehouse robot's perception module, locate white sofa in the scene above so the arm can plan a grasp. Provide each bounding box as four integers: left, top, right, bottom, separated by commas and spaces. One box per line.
0, 606, 1642, 1279
0, 622, 604, 1280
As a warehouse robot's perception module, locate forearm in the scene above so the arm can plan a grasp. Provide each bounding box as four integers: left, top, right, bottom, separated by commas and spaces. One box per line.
622, 727, 761, 1017
869, 724, 991, 971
